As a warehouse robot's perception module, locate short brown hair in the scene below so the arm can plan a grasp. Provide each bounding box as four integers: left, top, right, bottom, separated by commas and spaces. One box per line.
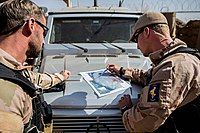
148, 23, 170, 35
0, 0, 44, 35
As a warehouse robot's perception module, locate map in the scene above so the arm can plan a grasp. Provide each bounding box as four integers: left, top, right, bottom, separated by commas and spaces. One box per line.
80, 69, 131, 97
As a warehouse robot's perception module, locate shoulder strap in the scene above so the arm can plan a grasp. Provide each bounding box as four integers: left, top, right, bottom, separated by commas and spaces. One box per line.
170, 47, 200, 60
158, 47, 200, 64
0, 63, 36, 97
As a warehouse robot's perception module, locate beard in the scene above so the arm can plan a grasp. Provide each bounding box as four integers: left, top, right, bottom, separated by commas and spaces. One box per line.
26, 42, 41, 59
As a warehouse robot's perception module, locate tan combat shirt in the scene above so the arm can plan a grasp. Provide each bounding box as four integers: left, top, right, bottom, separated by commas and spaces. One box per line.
0, 49, 66, 132
122, 39, 200, 132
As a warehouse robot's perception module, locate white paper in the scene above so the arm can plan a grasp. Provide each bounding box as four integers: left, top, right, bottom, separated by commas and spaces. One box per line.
80, 69, 131, 97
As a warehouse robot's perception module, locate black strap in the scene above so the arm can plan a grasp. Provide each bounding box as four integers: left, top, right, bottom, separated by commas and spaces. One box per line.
0, 63, 51, 132
157, 47, 200, 64
0, 63, 36, 97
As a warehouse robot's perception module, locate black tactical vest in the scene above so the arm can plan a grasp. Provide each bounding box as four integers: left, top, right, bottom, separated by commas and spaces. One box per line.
0, 63, 45, 132
154, 95, 200, 133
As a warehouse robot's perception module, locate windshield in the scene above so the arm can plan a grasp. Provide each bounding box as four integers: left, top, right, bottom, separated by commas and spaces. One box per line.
50, 17, 137, 43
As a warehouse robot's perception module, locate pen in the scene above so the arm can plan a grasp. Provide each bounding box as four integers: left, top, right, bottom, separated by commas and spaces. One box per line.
100, 69, 108, 76
94, 69, 108, 80
130, 87, 132, 95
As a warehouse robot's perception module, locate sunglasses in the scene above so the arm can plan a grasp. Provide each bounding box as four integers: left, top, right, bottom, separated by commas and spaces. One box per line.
132, 28, 144, 43
35, 20, 49, 38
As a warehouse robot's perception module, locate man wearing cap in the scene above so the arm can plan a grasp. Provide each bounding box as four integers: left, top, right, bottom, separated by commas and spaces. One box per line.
107, 12, 200, 132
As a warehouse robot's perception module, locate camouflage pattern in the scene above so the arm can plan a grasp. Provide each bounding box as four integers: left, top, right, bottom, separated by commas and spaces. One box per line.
123, 68, 149, 86
122, 39, 200, 132
0, 49, 66, 132
0, 111, 23, 132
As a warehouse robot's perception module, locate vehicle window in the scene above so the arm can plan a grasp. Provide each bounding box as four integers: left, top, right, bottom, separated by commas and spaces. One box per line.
50, 17, 137, 43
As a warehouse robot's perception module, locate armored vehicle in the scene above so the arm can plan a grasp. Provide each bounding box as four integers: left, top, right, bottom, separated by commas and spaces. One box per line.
38, 5, 151, 132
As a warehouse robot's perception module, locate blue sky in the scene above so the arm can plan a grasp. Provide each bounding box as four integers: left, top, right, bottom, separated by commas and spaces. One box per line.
33, 0, 200, 22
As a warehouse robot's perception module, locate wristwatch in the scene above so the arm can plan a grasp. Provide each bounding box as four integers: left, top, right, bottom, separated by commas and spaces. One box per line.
120, 105, 130, 115
119, 67, 125, 77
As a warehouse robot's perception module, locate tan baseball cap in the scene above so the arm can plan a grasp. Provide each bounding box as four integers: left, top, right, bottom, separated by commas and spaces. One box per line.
130, 12, 168, 42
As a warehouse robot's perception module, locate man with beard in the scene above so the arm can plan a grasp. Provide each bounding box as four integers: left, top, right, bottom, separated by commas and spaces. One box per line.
107, 12, 200, 132
0, 0, 70, 132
